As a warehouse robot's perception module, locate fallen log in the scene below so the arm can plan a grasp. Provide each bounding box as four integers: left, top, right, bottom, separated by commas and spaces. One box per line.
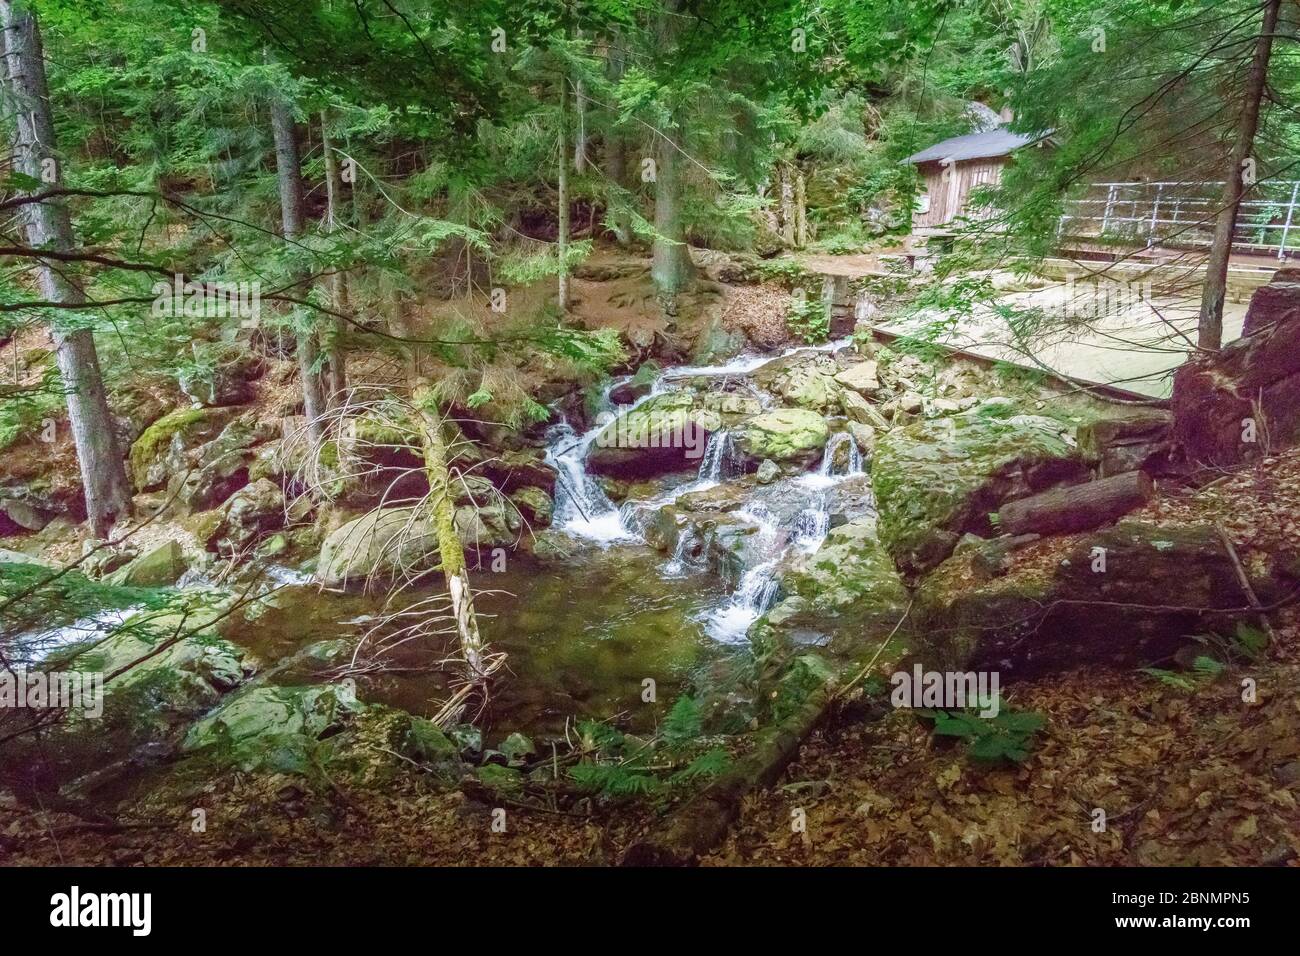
996, 470, 1154, 537
620, 678, 836, 867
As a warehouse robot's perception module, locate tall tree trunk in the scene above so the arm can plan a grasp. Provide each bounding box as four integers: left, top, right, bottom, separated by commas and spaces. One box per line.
270, 91, 326, 439
604, 31, 631, 246
0, 1, 132, 537
650, 0, 696, 309
1196, 0, 1281, 350
573, 28, 588, 174
320, 109, 347, 404
557, 76, 571, 311
794, 169, 808, 249
779, 163, 795, 245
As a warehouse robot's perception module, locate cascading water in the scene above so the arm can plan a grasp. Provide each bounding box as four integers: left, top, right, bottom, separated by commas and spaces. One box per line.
544, 418, 635, 543
545, 340, 874, 644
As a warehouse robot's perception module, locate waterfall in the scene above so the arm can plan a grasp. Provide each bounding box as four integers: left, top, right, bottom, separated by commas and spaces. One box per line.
544, 419, 635, 544
798, 430, 862, 490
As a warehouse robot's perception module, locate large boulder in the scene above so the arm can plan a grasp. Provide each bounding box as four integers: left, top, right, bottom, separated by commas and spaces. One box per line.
753, 353, 842, 412
1241, 267, 1300, 336
182, 683, 361, 770
316, 506, 440, 587
474, 448, 557, 495
128, 406, 242, 491
1077, 410, 1176, 477
69, 597, 253, 727
586, 392, 720, 479
912, 520, 1263, 677
833, 359, 881, 397
107, 539, 188, 587
757, 518, 909, 655
170, 412, 280, 511
734, 408, 829, 466
1173, 272, 1300, 468
872, 401, 1086, 575
192, 477, 285, 555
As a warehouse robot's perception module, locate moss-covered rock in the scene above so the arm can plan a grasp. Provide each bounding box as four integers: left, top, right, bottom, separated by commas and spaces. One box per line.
872, 402, 1085, 575
760, 518, 909, 655
912, 520, 1259, 677
129, 406, 241, 491
316, 506, 440, 588
735, 408, 828, 465
181, 683, 362, 771
586, 392, 721, 479
753, 353, 843, 412
107, 539, 188, 587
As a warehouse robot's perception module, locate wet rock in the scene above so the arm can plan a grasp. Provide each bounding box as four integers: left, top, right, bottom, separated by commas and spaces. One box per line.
676, 478, 755, 513
509, 486, 554, 527
69, 598, 254, 730
847, 421, 877, 459
586, 392, 720, 479
826, 474, 876, 524
182, 683, 361, 770
455, 501, 524, 550
760, 518, 909, 654
756, 459, 781, 484
107, 539, 188, 587
735, 408, 829, 466
913, 521, 1255, 676
1077, 410, 1176, 477
872, 401, 1086, 575
608, 362, 659, 405
475, 448, 557, 495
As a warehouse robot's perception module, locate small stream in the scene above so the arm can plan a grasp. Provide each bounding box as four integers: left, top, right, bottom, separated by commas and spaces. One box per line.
543, 339, 868, 644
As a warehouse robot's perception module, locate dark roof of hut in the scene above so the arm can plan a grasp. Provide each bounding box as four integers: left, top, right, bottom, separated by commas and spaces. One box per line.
902, 127, 1049, 165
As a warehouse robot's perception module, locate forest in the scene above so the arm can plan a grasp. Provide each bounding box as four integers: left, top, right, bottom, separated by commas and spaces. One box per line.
0, 0, 1298, 886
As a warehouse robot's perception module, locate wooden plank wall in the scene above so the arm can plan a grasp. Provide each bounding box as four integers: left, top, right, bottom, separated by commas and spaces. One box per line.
913, 158, 1007, 230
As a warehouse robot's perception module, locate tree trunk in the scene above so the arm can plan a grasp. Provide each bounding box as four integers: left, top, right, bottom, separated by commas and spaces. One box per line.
604, 32, 631, 246
995, 470, 1154, 537
794, 169, 808, 249
386, 306, 491, 725
320, 109, 347, 404
572, 28, 588, 174
557, 76, 570, 311
0, 1, 132, 537
779, 164, 796, 245
650, 2, 696, 309
1196, 0, 1281, 351
270, 91, 326, 439
651, 125, 696, 307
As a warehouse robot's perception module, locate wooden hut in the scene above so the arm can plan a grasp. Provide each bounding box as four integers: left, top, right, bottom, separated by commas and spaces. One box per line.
903, 127, 1050, 234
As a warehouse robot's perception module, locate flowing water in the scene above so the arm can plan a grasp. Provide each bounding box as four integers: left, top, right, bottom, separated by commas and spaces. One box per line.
543, 340, 868, 646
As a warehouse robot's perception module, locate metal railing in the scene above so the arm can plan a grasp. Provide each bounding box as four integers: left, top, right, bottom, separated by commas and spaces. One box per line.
1059, 180, 1300, 260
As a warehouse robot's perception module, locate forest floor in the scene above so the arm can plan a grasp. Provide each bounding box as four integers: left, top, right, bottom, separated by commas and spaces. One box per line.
6, 451, 1299, 866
